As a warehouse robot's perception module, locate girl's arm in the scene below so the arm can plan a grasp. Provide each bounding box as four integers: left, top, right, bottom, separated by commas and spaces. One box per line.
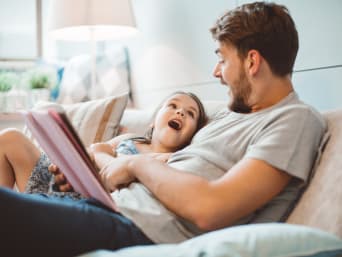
52, 133, 138, 192
88, 133, 138, 167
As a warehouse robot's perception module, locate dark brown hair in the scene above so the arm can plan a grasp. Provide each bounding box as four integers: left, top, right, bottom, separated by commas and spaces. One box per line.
210, 2, 298, 76
142, 91, 208, 144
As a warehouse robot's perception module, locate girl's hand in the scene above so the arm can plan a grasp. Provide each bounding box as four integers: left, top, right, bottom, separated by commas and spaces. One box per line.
48, 164, 74, 192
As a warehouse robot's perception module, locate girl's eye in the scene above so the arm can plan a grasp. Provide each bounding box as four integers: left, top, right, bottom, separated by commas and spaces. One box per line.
168, 103, 177, 109
187, 111, 195, 118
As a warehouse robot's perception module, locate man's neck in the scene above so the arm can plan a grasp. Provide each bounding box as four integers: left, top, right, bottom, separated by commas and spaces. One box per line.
250, 75, 294, 112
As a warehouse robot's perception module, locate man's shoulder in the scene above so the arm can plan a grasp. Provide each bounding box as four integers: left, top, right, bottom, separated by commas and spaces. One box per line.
277, 102, 325, 124
267, 101, 327, 135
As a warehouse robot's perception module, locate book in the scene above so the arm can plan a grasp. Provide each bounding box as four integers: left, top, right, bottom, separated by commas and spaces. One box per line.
22, 108, 117, 212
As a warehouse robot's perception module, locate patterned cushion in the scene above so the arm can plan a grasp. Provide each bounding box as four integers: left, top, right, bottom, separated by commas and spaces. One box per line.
57, 46, 129, 104
24, 94, 128, 147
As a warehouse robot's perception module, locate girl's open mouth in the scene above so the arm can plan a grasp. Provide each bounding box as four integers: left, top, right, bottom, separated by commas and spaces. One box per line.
168, 120, 181, 130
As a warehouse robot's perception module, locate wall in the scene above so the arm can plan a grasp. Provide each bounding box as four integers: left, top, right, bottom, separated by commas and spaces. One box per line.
126, 0, 236, 108
279, 0, 342, 111
127, 0, 342, 111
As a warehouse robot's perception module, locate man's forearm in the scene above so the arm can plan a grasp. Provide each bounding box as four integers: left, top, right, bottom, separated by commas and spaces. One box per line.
94, 152, 116, 170
127, 156, 292, 231
128, 155, 218, 230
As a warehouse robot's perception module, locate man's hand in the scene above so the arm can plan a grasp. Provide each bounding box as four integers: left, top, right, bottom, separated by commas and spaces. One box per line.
146, 152, 171, 163
88, 143, 116, 158
48, 164, 74, 192
99, 155, 138, 192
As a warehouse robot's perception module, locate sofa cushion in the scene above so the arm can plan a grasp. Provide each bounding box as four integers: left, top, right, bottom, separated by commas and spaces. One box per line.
286, 109, 342, 238
57, 46, 130, 103
24, 94, 128, 147
79, 223, 342, 257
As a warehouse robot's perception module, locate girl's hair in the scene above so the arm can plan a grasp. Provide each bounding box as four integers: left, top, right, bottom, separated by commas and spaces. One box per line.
134, 91, 207, 145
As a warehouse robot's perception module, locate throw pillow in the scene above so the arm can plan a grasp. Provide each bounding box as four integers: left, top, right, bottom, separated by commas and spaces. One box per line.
57, 46, 130, 104
79, 223, 342, 257
23, 94, 128, 147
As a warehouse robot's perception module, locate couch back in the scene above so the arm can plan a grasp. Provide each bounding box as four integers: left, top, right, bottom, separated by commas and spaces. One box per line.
120, 104, 342, 237
286, 109, 342, 237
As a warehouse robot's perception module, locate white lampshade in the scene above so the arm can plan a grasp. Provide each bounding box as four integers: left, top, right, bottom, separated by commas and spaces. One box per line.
48, 0, 138, 41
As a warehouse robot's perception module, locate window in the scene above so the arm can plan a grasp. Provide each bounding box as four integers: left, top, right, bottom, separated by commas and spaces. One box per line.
0, 0, 41, 62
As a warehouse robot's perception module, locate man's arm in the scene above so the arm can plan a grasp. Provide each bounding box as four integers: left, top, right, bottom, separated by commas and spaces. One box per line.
125, 155, 292, 231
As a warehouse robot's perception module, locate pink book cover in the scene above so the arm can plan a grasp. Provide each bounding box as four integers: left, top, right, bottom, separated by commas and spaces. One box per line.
22, 109, 117, 212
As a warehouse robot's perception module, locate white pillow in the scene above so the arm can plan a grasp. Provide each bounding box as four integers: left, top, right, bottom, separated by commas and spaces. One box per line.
80, 223, 342, 257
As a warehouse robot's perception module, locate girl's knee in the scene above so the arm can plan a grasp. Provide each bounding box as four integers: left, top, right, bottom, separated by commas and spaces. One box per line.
0, 128, 27, 143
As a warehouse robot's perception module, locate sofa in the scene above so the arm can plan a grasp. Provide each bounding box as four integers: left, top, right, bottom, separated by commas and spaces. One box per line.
28, 97, 342, 257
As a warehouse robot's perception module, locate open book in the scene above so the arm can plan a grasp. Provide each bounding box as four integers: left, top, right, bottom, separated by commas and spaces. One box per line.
22, 108, 117, 212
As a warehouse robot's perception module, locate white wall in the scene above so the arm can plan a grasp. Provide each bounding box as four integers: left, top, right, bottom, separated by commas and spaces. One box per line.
126, 0, 236, 108
127, 0, 342, 111
282, 0, 342, 111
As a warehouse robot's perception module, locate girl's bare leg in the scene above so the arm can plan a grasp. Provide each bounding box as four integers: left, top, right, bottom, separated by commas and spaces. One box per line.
0, 129, 40, 192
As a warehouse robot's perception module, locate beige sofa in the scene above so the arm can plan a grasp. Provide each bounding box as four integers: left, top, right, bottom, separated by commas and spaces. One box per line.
286, 109, 342, 237
23, 98, 342, 256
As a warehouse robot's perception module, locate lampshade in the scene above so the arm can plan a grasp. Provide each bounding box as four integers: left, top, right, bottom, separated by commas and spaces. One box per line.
48, 0, 137, 41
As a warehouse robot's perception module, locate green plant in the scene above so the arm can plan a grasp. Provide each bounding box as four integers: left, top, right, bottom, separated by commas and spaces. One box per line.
29, 73, 51, 89
23, 68, 56, 90
0, 71, 18, 92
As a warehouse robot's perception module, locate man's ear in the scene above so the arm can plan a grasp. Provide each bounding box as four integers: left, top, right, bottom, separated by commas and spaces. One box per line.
246, 49, 261, 76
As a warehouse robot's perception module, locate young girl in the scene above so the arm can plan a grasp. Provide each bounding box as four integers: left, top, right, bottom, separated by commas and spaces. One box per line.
0, 91, 207, 199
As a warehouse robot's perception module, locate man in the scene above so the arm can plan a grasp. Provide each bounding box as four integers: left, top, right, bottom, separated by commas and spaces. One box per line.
0, 2, 326, 257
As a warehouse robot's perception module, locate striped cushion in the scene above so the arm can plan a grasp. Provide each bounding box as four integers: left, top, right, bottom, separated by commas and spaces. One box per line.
24, 94, 128, 147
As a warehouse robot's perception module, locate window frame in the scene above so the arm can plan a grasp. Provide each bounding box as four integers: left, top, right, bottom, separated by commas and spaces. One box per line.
0, 0, 42, 63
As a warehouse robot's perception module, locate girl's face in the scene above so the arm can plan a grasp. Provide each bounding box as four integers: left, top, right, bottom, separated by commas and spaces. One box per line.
151, 93, 201, 152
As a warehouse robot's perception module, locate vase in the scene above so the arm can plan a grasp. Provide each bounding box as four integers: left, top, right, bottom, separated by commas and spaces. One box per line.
0, 92, 8, 112
6, 89, 30, 111
29, 88, 50, 107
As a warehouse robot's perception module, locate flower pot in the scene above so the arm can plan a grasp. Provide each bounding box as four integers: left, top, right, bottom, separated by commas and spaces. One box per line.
0, 92, 8, 112
6, 89, 30, 111
29, 88, 50, 107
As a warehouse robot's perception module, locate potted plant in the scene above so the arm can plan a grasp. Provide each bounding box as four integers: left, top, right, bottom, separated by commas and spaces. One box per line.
22, 68, 57, 107
0, 71, 18, 111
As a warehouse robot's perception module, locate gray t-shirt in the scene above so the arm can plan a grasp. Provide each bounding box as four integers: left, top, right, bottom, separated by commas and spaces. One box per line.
112, 92, 327, 243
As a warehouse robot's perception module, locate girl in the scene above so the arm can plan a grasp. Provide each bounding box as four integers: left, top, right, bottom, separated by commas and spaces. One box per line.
0, 91, 207, 199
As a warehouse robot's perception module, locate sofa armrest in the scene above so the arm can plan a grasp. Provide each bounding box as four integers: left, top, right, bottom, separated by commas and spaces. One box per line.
286, 109, 342, 238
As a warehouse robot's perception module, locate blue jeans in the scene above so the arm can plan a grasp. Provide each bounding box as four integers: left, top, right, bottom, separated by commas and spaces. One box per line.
0, 187, 153, 257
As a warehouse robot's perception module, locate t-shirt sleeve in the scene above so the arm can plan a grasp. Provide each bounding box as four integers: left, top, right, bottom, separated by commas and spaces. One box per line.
245, 106, 327, 182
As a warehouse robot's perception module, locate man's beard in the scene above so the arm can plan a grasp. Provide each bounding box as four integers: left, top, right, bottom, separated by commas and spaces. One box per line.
228, 69, 252, 113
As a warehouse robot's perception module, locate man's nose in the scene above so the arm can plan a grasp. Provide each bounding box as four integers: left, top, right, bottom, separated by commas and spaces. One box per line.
213, 63, 221, 78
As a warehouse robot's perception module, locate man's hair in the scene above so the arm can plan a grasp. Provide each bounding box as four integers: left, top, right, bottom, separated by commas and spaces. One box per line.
210, 1, 298, 76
